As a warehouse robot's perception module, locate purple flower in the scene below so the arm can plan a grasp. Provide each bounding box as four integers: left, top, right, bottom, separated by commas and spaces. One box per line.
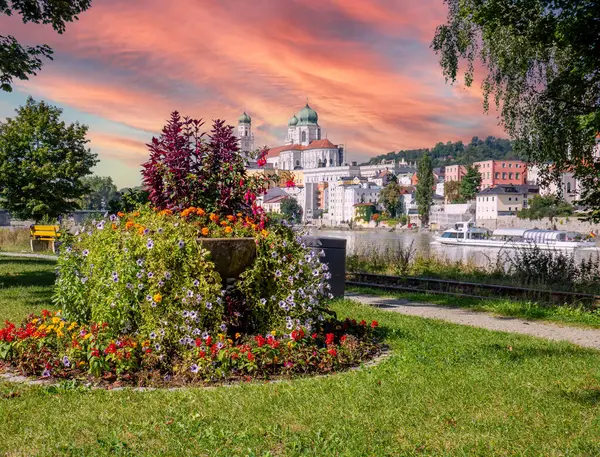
216, 342, 224, 349
193, 279, 200, 287
82, 249, 89, 257
260, 298, 267, 305
219, 323, 227, 332
190, 364, 199, 373
271, 252, 278, 258
109, 214, 117, 222
154, 344, 161, 351
150, 332, 157, 339
158, 280, 165, 287
66, 246, 72, 253
146, 295, 153, 301
138, 283, 144, 290
147, 272, 154, 278
164, 271, 171, 280
97, 221, 105, 230
137, 259, 144, 267
42, 368, 51, 378
81, 276, 88, 284
279, 301, 286, 309
202, 331, 210, 340
62, 356, 70, 367
146, 238, 154, 249
189, 311, 197, 320
187, 290, 194, 298
157, 228, 164, 234
206, 302, 213, 310
112, 275, 119, 283
136, 272, 143, 279
275, 270, 282, 278
178, 240, 185, 248
143, 228, 150, 235
312, 269, 320, 277
126, 283, 133, 290
182, 311, 190, 318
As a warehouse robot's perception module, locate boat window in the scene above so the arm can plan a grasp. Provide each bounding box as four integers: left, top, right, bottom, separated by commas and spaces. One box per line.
457, 233, 464, 239
441, 232, 458, 239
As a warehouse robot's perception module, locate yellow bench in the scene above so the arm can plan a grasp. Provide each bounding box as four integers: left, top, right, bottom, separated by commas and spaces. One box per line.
30, 225, 60, 253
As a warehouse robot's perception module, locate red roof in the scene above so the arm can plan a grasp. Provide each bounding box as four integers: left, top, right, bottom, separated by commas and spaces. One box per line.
266, 139, 338, 158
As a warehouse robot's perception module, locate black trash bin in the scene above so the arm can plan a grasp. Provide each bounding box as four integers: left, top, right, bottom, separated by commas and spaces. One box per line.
302, 236, 347, 298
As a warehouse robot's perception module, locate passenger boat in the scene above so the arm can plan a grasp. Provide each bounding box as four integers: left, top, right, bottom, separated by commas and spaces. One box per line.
435, 221, 597, 250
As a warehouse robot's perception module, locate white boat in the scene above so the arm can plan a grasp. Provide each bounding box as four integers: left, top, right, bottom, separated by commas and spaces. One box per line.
435, 221, 597, 250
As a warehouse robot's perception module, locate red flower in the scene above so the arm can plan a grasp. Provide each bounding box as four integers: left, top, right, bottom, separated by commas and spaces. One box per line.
340, 335, 347, 344
371, 320, 379, 328
198, 350, 206, 358
255, 335, 266, 347
247, 351, 255, 361
91, 348, 100, 357
359, 320, 367, 326
104, 343, 117, 354
145, 348, 152, 354
41, 310, 50, 318
325, 333, 335, 345
327, 348, 337, 356
285, 179, 295, 188
206, 336, 212, 346
311, 333, 317, 339
195, 338, 202, 347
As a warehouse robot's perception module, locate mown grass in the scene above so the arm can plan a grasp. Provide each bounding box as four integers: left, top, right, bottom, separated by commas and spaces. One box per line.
0, 256, 57, 322
2, 259, 600, 455
349, 285, 600, 329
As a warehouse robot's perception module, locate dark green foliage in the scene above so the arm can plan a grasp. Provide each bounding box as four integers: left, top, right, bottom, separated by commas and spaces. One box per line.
416, 152, 434, 226
0, 0, 91, 91
518, 195, 574, 221
364, 136, 518, 167
432, 0, 600, 220
444, 180, 463, 203
0, 97, 98, 221
354, 204, 378, 223
460, 166, 482, 201
107, 187, 150, 213
280, 197, 303, 223
379, 182, 405, 218
80, 176, 118, 211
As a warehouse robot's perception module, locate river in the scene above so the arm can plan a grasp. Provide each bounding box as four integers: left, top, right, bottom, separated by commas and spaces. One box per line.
306, 228, 600, 268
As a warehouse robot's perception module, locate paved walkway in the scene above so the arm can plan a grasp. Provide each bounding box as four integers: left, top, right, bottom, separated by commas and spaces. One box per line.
0, 252, 57, 260
347, 293, 600, 350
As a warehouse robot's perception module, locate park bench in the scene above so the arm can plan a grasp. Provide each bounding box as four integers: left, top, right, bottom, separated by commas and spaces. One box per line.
30, 225, 60, 253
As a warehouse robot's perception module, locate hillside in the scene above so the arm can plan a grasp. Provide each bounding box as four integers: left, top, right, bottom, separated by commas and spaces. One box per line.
363, 136, 525, 167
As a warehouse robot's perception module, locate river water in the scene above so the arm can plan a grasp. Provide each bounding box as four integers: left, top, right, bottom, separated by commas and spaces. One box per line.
306, 229, 600, 268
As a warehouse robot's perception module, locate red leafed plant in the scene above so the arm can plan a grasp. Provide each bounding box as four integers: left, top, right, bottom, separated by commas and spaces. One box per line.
142, 112, 269, 214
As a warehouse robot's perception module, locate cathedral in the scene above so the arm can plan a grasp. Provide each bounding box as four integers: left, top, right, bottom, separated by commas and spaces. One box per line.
237, 103, 345, 170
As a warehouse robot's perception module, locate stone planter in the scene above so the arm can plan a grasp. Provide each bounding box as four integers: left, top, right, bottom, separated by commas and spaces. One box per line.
197, 237, 257, 280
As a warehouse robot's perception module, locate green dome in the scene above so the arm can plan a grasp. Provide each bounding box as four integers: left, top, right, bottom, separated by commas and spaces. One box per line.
238, 111, 251, 124
297, 103, 318, 125
288, 114, 298, 126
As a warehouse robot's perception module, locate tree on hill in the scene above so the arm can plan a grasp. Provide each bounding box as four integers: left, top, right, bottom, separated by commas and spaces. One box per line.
460, 166, 482, 201
444, 180, 462, 203
80, 176, 118, 210
280, 197, 303, 223
416, 152, 434, 226
1, 0, 92, 92
379, 181, 405, 218
0, 97, 97, 221
432, 0, 600, 220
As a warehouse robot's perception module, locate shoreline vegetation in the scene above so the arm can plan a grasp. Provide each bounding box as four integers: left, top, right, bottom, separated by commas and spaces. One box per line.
346, 242, 600, 295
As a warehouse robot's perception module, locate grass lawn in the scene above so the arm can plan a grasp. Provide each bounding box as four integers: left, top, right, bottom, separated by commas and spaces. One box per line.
2, 258, 600, 456
349, 285, 600, 329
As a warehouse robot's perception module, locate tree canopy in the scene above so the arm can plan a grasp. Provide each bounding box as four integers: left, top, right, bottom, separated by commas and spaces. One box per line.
1, 0, 91, 91
280, 197, 303, 223
379, 181, 405, 218
363, 136, 518, 168
518, 195, 574, 221
416, 152, 434, 226
460, 166, 482, 201
80, 176, 118, 210
444, 180, 462, 204
432, 0, 600, 219
0, 97, 97, 221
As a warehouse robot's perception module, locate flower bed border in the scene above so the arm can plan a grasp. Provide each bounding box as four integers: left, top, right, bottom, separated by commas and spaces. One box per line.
0, 347, 390, 391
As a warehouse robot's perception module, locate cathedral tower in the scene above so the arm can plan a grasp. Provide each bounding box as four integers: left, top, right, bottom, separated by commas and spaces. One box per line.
237, 111, 254, 153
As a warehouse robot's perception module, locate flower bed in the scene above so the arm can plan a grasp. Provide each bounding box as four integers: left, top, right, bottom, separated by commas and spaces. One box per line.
0, 310, 381, 386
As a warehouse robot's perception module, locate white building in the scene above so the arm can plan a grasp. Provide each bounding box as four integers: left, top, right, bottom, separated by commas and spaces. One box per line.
476, 184, 539, 220
237, 112, 254, 153
328, 180, 381, 225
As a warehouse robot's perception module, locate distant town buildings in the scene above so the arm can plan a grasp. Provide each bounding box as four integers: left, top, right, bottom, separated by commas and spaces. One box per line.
473, 160, 527, 189
476, 184, 539, 220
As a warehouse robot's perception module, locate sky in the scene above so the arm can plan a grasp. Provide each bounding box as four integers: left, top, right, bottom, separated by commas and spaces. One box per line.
0, 0, 505, 189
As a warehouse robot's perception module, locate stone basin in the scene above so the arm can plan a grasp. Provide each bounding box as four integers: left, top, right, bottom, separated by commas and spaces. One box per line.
198, 237, 257, 280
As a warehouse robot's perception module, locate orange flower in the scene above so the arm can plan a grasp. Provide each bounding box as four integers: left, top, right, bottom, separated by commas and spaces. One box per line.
209, 213, 219, 223
201, 227, 209, 236
117, 212, 125, 217
261, 229, 269, 237
251, 224, 258, 231
226, 215, 236, 222
236, 213, 242, 217
159, 209, 173, 216
180, 207, 196, 217
224, 226, 233, 234
153, 293, 162, 303
132, 211, 140, 217
125, 221, 134, 229
196, 208, 206, 216
111, 223, 117, 230
138, 226, 146, 235
220, 220, 228, 227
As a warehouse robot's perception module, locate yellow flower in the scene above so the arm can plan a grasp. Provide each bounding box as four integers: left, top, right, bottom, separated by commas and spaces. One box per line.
67, 322, 77, 331
227, 339, 233, 345
51, 316, 60, 324
153, 293, 162, 303
218, 333, 225, 341
261, 229, 269, 237
32, 318, 39, 324
235, 333, 241, 339
270, 330, 277, 336
83, 333, 92, 340
46, 325, 54, 332
59, 321, 65, 328
38, 324, 46, 331
287, 341, 293, 348
56, 330, 64, 338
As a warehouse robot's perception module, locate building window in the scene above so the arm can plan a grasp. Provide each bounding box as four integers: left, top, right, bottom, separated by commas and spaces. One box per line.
516, 172, 520, 179
567, 182, 572, 193
502, 172, 506, 179
301, 131, 307, 143
515, 197, 518, 201
502, 163, 506, 168
495, 173, 500, 179
295, 160, 300, 166
509, 173, 513, 179
509, 163, 512, 168
487, 172, 490, 178
509, 207, 512, 211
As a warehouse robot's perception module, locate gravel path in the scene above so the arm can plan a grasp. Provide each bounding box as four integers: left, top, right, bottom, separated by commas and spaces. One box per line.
347, 292, 600, 350
0, 252, 57, 260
